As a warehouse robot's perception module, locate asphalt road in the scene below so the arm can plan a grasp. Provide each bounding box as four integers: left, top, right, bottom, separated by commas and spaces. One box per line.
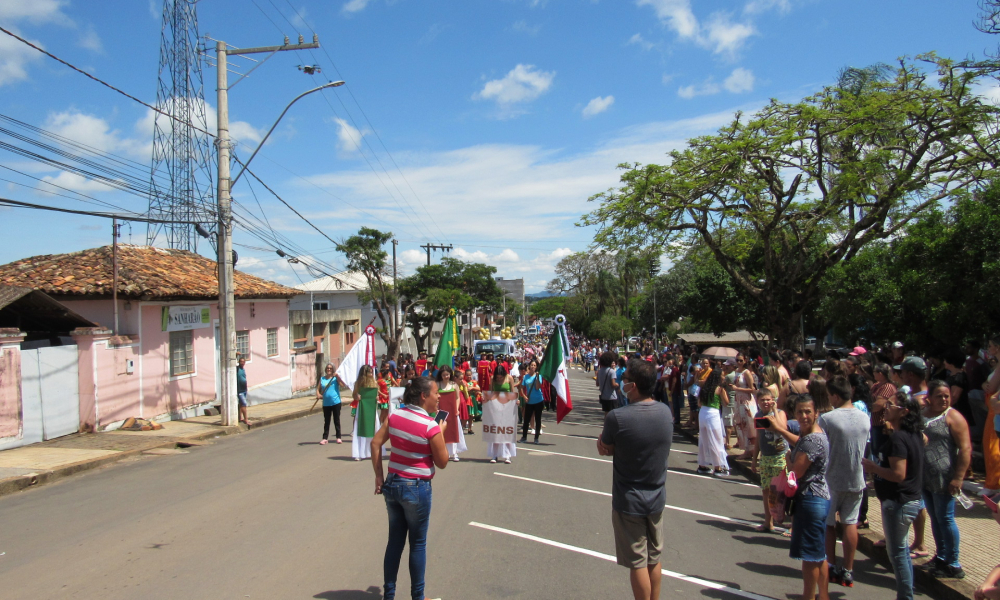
0, 367, 929, 600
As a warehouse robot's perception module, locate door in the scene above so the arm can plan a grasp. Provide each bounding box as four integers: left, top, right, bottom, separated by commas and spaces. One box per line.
22, 346, 80, 440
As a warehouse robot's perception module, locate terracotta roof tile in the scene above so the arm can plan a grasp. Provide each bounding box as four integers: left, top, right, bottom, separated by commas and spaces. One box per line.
0, 245, 299, 300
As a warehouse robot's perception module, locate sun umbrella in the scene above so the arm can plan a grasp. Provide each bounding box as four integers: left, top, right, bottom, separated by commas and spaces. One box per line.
701, 346, 738, 361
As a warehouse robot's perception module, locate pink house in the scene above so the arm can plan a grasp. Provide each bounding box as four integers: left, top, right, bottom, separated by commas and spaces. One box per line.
0, 245, 306, 436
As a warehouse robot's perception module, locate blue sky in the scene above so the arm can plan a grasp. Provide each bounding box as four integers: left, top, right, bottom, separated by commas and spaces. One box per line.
0, 0, 994, 292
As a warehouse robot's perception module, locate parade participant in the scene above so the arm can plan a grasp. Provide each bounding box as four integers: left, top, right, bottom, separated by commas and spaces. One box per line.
455, 368, 474, 435
414, 352, 428, 378
488, 364, 517, 464
820, 376, 870, 588
732, 353, 758, 460
784, 394, 832, 600
753, 387, 787, 533
317, 363, 343, 445
597, 359, 673, 600
377, 364, 396, 428
519, 359, 544, 444
464, 368, 482, 424
351, 365, 380, 461
696, 366, 730, 477
478, 352, 496, 387
921, 380, 972, 580
398, 365, 417, 389
370, 376, 448, 600
435, 366, 467, 462
863, 391, 925, 600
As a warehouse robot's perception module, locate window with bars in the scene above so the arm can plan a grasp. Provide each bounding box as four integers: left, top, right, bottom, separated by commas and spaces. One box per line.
267, 328, 279, 357
236, 330, 250, 360
169, 330, 194, 376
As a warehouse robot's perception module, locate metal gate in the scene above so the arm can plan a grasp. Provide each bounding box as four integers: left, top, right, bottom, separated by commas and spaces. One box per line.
21, 345, 80, 440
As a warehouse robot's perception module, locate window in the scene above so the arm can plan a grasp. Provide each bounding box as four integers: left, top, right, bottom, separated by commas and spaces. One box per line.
169, 330, 194, 376
345, 323, 356, 345
236, 330, 250, 360
267, 328, 279, 357
313, 301, 329, 310
292, 323, 309, 348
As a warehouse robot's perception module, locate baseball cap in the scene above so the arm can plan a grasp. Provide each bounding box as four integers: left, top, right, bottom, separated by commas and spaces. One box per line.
892, 341, 904, 350
724, 357, 737, 366
894, 356, 926, 374
849, 346, 867, 356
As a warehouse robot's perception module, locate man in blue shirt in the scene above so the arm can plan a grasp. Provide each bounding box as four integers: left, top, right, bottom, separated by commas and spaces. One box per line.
236, 356, 249, 426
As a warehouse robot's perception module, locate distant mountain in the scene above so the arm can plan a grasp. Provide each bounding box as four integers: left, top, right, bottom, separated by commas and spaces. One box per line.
525, 290, 559, 299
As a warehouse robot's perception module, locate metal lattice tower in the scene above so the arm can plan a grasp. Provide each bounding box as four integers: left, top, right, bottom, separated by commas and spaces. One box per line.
147, 0, 215, 251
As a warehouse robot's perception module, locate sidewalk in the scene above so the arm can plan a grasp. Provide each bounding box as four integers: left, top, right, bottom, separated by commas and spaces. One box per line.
0, 393, 318, 499
673, 407, 987, 600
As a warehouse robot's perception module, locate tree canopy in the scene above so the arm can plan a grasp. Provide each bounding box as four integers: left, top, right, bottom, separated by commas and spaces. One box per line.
582, 56, 1000, 347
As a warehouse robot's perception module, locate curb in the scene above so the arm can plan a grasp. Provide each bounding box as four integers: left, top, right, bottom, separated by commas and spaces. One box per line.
673, 423, 975, 600
0, 406, 312, 500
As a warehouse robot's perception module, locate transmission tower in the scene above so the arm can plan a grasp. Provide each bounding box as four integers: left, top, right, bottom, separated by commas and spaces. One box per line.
147, 0, 215, 251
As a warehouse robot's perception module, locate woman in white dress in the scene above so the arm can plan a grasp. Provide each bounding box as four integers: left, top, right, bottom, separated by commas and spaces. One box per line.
697, 365, 731, 477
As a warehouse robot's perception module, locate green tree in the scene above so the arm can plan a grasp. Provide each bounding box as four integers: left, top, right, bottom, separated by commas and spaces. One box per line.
335, 227, 407, 360
582, 56, 999, 348
530, 296, 566, 319
588, 313, 633, 343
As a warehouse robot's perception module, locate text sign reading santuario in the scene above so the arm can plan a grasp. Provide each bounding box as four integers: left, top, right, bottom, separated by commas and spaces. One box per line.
161, 305, 211, 332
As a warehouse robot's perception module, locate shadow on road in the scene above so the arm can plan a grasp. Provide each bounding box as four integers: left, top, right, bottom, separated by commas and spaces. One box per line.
313, 586, 381, 599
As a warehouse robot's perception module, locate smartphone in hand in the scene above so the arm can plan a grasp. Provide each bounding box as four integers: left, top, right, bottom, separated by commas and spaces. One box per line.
754, 417, 770, 429
434, 410, 449, 425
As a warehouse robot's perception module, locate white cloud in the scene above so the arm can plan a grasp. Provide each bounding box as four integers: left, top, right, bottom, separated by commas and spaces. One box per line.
628, 33, 655, 51
511, 20, 541, 35
342, 0, 372, 14
45, 110, 148, 157
744, 0, 792, 15
582, 95, 615, 118
677, 80, 720, 99
637, 0, 756, 57
0, 0, 72, 25
724, 67, 755, 93
474, 64, 555, 107
400, 249, 425, 265
974, 80, 1000, 106
38, 171, 122, 193
78, 27, 103, 53
0, 29, 44, 87
331, 117, 368, 154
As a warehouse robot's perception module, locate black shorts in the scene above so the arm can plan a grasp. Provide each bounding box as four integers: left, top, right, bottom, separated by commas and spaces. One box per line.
600, 399, 616, 412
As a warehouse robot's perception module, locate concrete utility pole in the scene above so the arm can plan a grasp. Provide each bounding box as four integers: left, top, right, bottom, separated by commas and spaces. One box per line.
392, 238, 399, 360
420, 243, 453, 266
216, 35, 322, 427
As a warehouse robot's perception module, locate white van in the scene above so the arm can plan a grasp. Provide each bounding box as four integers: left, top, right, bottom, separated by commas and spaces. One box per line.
472, 338, 516, 365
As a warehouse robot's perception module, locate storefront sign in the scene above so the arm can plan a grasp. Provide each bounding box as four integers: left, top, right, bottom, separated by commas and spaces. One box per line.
161, 305, 211, 332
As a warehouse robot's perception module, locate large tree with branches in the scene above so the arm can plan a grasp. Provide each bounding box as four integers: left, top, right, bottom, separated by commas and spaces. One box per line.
582, 56, 999, 347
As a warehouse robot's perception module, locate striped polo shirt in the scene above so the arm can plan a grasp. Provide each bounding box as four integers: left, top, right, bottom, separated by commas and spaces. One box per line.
387, 405, 441, 480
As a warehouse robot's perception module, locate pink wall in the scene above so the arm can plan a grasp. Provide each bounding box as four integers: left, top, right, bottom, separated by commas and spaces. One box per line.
0, 332, 23, 438
234, 301, 290, 387
293, 350, 318, 393
97, 343, 141, 425
59, 299, 139, 335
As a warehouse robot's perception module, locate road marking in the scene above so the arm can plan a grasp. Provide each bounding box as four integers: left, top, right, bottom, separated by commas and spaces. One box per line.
494, 472, 764, 528
522, 448, 759, 488
468, 522, 778, 600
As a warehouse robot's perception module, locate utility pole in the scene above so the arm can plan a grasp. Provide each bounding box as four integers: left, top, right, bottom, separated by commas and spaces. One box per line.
420, 243, 453, 266
392, 238, 399, 360
112, 217, 120, 337
216, 34, 321, 427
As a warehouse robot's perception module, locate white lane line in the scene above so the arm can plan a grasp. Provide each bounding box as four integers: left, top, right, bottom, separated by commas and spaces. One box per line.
468, 522, 778, 600
494, 473, 764, 529
523, 447, 759, 488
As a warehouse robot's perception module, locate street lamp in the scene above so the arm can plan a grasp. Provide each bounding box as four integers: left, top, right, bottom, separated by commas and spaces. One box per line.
216, 75, 344, 427
231, 80, 345, 187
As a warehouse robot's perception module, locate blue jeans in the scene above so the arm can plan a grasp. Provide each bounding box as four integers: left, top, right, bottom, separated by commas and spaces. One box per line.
922, 490, 961, 568
789, 492, 830, 562
881, 498, 922, 600
382, 473, 433, 600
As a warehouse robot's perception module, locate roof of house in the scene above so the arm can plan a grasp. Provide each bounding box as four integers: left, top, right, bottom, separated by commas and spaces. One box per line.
295, 272, 369, 293
0, 285, 97, 331
0, 245, 299, 300
675, 330, 770, 345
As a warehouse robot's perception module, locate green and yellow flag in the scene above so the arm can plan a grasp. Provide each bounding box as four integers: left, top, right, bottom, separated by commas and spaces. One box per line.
433, 308, 459, 368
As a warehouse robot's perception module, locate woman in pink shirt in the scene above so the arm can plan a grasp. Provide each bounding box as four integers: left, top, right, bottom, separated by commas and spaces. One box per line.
371, 377, 449, 600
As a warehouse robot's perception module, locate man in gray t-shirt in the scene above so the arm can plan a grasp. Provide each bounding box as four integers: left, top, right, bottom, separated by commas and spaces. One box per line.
598, 359, 672, 600
818, 375, 871, 587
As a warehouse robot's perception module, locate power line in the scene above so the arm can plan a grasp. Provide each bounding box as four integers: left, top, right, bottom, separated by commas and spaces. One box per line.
0, 196, 211, 225
0, 25, 215, 139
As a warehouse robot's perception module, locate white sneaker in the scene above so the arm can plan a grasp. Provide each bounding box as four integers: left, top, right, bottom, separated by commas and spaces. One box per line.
452, 456, 460, 462
490, 458, 497, 463
504, 458, 511, 464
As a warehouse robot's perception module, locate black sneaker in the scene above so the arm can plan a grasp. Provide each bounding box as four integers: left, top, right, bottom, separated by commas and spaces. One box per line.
839, 568, 854, 587
828, 565, 842, 586
517, 437, 527, 443
928, 564, 966, 579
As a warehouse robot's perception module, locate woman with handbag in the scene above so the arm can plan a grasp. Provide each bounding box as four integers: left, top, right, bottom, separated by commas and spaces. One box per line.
862, 391, 925, 600
770, 393, 831, 600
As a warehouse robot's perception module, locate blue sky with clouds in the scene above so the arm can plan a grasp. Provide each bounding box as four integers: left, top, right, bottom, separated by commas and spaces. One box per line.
0, 0, 994, 292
